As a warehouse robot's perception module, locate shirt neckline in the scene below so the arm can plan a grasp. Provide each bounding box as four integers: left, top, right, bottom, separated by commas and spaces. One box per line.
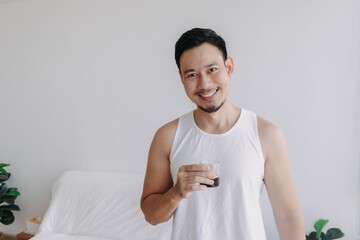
191, 108, 245, 137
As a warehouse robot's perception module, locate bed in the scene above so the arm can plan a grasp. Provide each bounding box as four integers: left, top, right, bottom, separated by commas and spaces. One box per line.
31, 171, 172, 240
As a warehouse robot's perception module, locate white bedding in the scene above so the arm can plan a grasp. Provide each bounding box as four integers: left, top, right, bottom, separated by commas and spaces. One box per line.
31, 171, 172, 240
32, 232, 114, 240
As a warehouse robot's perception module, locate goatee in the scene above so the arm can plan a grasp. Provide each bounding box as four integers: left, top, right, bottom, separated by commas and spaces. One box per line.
199, 101, 225, 113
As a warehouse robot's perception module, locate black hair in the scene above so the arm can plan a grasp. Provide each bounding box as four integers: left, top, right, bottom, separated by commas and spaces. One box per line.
175, 28, 228, 70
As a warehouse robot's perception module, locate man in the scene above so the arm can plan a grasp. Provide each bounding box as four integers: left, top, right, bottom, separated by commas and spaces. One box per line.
141, 28, 305, 240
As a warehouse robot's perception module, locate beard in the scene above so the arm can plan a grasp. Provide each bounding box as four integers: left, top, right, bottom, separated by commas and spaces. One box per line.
198, 101, 225, 113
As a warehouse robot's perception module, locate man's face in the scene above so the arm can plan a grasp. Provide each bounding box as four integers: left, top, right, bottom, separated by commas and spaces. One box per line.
179, 43, 233, 113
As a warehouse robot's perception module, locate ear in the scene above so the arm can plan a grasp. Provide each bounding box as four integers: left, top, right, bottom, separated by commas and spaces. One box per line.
225, 57, 234, 76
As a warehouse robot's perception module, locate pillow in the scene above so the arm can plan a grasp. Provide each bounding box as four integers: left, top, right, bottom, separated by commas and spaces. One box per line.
39, 171, 172, 240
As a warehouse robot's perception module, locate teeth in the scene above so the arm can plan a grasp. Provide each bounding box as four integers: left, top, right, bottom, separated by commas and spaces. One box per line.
200, 89, 217, 97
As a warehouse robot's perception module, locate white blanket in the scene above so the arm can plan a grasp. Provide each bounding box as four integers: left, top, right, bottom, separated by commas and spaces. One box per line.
32, 171, 172, 240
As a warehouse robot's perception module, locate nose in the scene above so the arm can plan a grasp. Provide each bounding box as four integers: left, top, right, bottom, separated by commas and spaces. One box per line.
198, 73, 212, 89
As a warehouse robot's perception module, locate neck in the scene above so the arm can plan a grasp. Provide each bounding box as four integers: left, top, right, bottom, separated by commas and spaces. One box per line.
194, 100, 241, 134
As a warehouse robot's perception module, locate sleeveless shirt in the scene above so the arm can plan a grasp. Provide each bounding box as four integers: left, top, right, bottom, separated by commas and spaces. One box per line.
169, 109, 266, 240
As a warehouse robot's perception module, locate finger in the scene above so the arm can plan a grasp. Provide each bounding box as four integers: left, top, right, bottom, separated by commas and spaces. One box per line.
182, 171, 218, 180
175, 178, 207, 198
185, 175, 215, 187
188, 182, 207, 191
180, 164, 211, 172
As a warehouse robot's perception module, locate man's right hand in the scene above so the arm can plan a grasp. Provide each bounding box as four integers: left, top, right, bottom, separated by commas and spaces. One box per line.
173, 164, 217, 198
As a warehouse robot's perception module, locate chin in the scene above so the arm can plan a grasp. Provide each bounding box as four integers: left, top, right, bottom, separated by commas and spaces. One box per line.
199, 102, 224, 113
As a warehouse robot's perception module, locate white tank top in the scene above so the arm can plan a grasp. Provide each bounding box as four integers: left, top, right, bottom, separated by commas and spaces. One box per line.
169, 109, 266, 240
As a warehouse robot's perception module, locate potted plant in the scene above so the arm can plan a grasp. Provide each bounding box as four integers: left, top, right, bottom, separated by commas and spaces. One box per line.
306, 218, 344, 240
0, 163, 21, 238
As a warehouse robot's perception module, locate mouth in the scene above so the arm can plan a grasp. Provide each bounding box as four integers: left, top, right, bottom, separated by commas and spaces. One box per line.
198, 88, 219, 99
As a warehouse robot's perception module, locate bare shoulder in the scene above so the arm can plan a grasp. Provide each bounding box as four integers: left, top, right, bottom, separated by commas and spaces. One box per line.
257, 116, 282, 139
152, 118, 179, 151
257, 116, 288, 161
157, 118, 178, 136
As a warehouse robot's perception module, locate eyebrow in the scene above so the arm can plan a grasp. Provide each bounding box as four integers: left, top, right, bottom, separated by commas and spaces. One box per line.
183, 69, 196, 75
204, 62, 219, 68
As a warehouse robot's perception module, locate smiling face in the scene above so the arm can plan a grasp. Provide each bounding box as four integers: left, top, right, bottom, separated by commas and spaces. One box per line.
179, 43, 234, 113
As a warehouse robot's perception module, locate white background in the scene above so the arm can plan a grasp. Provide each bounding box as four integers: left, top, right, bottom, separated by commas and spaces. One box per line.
0, 0, 359, 238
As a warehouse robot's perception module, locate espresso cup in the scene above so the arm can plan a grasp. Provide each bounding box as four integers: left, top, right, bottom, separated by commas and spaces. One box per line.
200, 160, 220, 187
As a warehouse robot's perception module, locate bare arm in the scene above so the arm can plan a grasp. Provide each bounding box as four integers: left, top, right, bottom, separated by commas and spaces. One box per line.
258, 116, 305, 240
140, 119, 214, 225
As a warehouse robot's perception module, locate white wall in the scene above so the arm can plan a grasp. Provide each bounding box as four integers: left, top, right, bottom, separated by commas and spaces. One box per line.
0, 0, 359, 238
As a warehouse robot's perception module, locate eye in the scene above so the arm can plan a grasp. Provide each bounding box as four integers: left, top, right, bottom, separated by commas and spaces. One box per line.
209, 67, 218, 73
185, 72, 197, 79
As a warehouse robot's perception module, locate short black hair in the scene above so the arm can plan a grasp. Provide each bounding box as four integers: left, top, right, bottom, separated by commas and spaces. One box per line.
175, 28, 228, 70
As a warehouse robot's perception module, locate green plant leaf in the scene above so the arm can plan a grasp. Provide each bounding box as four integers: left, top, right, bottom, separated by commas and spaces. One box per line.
0, 163, 10, 174
6, 188, 20, 196
0, 163, 19, 226
0, 194, 17, 204
0, 172, 10, 183
323, 228, 344, 240
315, 219, 329, 239
0, 183, 8, 195
0, 204, 20, 211
306, 232, 317, 240
0, 209, 15, 225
